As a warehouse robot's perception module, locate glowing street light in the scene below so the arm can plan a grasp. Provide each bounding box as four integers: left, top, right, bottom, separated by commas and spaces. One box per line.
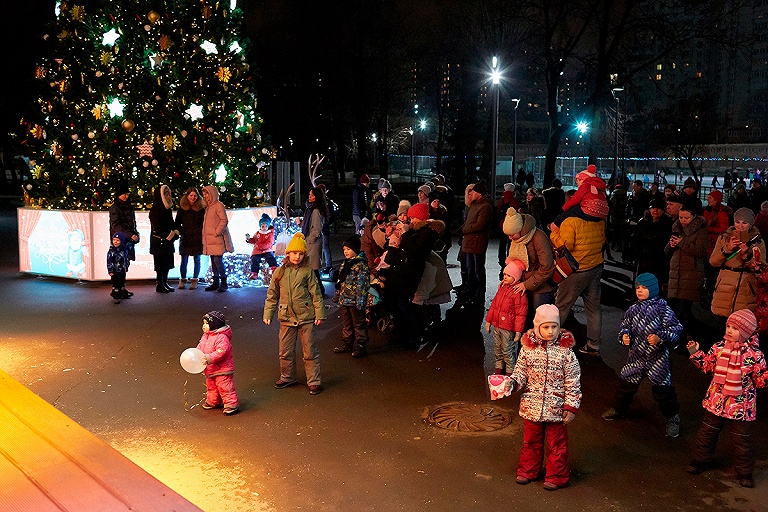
576, 121, 589, 135
490, 56, 501, 202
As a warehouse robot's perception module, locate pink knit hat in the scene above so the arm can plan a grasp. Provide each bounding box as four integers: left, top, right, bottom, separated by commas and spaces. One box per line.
533, 304, 560, 338
727, 309, 757, 340
503, 258, 525, 283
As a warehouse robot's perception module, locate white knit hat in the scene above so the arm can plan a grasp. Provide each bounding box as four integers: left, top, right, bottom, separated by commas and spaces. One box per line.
502, 207, 524, 236
533, 304, 560, 338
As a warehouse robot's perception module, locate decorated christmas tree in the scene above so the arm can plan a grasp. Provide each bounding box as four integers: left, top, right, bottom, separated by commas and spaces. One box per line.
18, 0, 272, 210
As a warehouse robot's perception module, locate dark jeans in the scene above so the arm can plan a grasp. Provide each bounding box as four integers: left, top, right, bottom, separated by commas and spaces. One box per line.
498, 234, 511, 267
210, 255, 226, 283
250, 252, 278, 272
613, 378, 679, 418
464, 252, 486, 301
692, 410, 754, 476
180, 254, 201, 279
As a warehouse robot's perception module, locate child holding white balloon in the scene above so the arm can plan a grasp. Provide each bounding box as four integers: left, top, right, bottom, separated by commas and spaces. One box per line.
197, 310, 239, 415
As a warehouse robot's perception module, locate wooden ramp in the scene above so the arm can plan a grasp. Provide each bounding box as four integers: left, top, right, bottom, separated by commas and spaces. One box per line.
0, 370, 202, 512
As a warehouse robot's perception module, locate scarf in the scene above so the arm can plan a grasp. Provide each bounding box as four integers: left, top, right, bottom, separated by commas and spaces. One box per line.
508, 225, 536, 270
301, 202, 316, 238
712, 339, 744, 396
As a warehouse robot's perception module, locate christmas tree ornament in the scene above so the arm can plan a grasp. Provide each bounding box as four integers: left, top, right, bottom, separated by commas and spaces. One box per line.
71, 134, 78, 140
77, 168, 85, 174
136, 139, 154, 157
102, 28, 120, 46
148, 10, 161, 23
87, 131, 95, 138
151, 159, 159, 166
200, 40, 218, 54
216, 66, 232, 82
121, 119, 135, 132
106, 98, 124, 117
158, 34, 173, 51
70, 5, 85, 21
31, 125, 45, 139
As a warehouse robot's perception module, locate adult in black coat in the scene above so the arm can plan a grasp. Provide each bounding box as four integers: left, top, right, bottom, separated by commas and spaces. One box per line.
149, 184, 179, 293
634, 198, 673, 291
108, 181, 139, 298
175, 187, 205, 289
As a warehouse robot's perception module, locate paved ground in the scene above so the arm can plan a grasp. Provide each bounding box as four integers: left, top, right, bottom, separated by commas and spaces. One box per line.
1, 206, 767, 512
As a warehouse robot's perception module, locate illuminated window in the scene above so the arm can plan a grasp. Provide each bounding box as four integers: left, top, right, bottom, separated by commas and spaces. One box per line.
656, 74, 662, 81
656, 63, 663, 70
696, 71, 703, 78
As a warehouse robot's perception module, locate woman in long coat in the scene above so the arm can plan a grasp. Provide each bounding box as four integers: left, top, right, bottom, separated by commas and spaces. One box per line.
302, 186, 328, 283
175, 187, 205, 289
664, 205, 709, 340
709, 207, 766, 321
202, 185, 233, 292
149, 184, 178, 293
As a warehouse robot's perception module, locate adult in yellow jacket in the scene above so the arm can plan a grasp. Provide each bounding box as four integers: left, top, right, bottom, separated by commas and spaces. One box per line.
550, 216, 606, 355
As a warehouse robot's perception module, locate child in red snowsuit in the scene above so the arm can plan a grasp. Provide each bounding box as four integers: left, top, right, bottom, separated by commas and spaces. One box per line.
552, 164, 609, 228
485, 259, 528, 374
246, 213, 277, 279
197, 310, 239, 415
507, 304, 581, 491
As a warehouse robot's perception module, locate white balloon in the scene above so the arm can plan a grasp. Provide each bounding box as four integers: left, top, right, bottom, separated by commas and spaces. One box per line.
180, 348, 206, 374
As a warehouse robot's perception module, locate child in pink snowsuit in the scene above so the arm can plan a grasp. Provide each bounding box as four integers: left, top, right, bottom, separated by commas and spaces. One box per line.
197, 310, 239, 415
485, 258, 528, 375
552, 164, 609, 227
507, 304, 581, 491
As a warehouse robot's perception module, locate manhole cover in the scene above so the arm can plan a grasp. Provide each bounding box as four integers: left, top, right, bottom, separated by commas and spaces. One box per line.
427, 402, 512, 432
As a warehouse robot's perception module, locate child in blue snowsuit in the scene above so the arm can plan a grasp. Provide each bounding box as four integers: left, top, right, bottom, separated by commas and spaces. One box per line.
601, 273, 684, 437
106, 232, 134, 304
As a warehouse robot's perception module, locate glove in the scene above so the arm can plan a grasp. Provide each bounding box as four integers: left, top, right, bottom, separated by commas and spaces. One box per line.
563, 411, 575, 424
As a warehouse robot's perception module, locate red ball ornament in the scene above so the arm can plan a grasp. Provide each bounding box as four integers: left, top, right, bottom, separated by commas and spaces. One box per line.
174, 172, 179, 178
114, 139, 118, 144
246, 148, 251, 152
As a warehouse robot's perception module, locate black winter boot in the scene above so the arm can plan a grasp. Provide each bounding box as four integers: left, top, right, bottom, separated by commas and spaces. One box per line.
162, 272, 174, 292
156, 274, 170, 293
352, 344, 367, 358
111, 288, 121, 304
205, 278, 220, 291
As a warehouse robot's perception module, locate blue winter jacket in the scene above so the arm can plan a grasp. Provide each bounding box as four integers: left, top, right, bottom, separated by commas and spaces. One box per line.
617, 297, 683, 385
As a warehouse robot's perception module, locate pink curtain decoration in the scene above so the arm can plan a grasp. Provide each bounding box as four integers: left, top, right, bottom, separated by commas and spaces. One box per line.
18, 209, 42, 271
61, 211, 92, 279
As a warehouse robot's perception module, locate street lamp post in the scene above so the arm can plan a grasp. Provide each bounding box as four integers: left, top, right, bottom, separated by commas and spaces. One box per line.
612, 87, 624, 185
409, 127, 415, 182
511, 98, 520, 185
491, 56, 501, 203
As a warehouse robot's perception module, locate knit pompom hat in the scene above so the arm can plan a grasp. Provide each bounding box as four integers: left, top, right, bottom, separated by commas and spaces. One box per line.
727, 309, 757, 341
418, 184, 432, 196
503, 258, 525, 283
378, 178, 392, 190
203, 310, 227, 331
734, 207, 755, 225
502, 207, 524, 236
635, 272, 659, 299
259, 213, 272, 227
533, 304, 560, 338
397, 200, 412, 217
576, 164, 597, 181
285, 233, 308, 254
503, 183, 515, 192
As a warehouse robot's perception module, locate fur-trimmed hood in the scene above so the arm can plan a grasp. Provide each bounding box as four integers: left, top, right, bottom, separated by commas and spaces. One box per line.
521, 329, 576, 350
180, 187, 204, 211
153, 184, 174, 209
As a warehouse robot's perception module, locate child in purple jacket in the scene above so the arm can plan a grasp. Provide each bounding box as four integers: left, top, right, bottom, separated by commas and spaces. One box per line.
197, 310, 239, 415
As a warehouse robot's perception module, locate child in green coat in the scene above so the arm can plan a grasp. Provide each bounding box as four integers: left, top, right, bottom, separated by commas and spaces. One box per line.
264, 233, 327, 395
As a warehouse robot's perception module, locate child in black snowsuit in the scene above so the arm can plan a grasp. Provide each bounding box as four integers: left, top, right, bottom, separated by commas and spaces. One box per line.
106, 232, 134, 304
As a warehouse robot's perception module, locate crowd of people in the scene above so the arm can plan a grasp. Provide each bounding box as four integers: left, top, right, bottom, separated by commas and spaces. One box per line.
106, 169, 768, 490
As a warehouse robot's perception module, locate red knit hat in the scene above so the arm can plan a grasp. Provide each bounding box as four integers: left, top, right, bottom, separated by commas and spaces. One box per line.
708, 189, 723, 203
407, 202, 430, 221
727, 309, 757, 340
